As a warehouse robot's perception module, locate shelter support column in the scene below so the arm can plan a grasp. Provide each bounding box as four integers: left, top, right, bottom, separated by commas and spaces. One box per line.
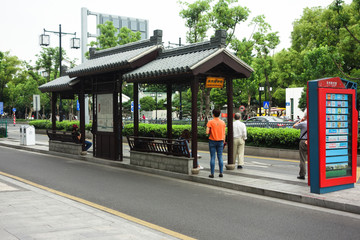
226, 77, 235, 170
191, 77, 199, 174
119, 76, 123, 161
166, 83, 172, 139
113, 75, 120, 161
51, 93, 57, 130
79, 89, 85, 151
133, 82, 139, 136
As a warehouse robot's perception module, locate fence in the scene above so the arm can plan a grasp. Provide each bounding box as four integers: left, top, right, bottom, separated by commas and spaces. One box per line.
244, 121, 295, 128
0, 119, 7, 137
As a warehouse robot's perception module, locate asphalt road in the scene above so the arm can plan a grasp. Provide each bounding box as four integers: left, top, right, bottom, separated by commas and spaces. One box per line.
0, 146, 359, 240
5, 123, 301, 177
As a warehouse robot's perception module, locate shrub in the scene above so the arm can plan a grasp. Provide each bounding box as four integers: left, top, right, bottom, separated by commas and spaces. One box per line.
29, 120, 92, 131
0, 127, 6, 138
28, 120, 305, 149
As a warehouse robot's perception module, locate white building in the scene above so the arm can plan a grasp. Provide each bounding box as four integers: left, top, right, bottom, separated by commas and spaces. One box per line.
285, 87, 305, 120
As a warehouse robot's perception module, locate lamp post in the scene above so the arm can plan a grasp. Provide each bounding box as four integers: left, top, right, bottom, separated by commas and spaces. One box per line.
258, 85, 264, 116
264, 86, 272, 116
39, 24, 80, 122
39, 24, 80, 77
151, 92, 158, 121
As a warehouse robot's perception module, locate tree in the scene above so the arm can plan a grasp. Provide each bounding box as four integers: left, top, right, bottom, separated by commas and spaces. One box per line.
250, 15, 280, 115
88, 22, 141, 51
179, 0, 212, 43
140, 96, 156, 111
0, 51, 22, 111
210, 0, 250, 45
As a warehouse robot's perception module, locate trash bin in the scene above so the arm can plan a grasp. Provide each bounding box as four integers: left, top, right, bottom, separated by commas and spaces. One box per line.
23, 125, 35, 145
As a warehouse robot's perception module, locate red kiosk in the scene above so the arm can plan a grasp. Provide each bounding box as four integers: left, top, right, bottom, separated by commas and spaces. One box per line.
308, 77, 358, 194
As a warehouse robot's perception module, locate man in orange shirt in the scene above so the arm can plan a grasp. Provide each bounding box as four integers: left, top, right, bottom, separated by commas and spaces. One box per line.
206, 109, 226, 178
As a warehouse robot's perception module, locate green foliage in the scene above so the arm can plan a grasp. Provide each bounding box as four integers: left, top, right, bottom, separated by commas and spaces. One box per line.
179, 0, 212, 43
210, 0, 250, 45
0, 127, 6, 138
88, 22, 141, 52
140, 96, 156, 111
29, 120, 92, 131
247, 127, 301, 149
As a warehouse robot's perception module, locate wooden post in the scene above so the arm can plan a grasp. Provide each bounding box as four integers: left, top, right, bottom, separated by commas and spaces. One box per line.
79, 87, 85, 151
226, 77, 235, 170
167, 83, 172, 139
191, 77, 199, 173
51, 93, 57, 131
119, 76, 123, 161
133, 83, 139, 136
113, 74, 119, 160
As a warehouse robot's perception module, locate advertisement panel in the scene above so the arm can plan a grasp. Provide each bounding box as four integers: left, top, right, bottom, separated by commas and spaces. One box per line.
308, 77, 358, 194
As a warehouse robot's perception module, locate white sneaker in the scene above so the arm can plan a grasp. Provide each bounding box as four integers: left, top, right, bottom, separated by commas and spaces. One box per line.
198, 165, 204, 170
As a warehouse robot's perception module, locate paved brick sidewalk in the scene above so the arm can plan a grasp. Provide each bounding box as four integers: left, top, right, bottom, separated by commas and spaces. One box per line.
0, 175, 183, 240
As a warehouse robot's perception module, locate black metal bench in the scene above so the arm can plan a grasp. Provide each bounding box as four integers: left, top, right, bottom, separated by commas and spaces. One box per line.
127, 136, 191, 158
46, 129, 81, 144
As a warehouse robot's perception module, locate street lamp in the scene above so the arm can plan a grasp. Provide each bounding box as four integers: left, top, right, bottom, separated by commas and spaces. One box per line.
258, 85, 264, 116
39, 24, 80, 122
151, 92, 158, 121
39, 24, 80, 77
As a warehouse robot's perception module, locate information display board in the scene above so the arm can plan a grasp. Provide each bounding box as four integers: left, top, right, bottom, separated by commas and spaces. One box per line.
318, 89, 357, 188
308, 77, 357, 194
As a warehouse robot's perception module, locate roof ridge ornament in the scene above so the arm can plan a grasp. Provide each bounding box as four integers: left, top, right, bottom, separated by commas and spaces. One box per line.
159, 30, 227, 59
210, 30, 227, 48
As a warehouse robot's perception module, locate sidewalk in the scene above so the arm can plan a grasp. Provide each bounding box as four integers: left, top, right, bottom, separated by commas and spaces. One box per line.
0, 174, 182, 240
0, 132, 359, 233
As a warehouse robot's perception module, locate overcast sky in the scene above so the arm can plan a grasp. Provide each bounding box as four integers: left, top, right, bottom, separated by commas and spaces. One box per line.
0, 0, 352, 65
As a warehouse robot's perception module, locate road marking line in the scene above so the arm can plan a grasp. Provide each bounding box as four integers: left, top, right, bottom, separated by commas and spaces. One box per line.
0, 171, 196, 240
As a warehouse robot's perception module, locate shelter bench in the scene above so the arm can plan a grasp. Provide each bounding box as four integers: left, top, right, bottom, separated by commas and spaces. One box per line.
47, 129, 83, 155
127, 136, 194, 174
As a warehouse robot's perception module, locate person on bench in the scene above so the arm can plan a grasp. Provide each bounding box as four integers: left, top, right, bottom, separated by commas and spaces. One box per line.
179, 130, 203, 169
72, 124, 92, 153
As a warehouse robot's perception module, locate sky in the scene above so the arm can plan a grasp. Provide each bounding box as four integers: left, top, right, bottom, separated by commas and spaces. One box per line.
0, 0, 352, 66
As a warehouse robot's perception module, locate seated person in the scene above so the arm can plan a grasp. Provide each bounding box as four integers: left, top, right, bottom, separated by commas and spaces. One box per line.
72, 124, 92, 152
178, 130, 203, 169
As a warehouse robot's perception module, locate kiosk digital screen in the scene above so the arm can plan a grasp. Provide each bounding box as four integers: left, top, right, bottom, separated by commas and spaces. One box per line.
325, 93, 352, 179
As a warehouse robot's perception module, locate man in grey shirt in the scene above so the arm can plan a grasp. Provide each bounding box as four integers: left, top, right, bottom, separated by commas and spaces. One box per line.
293, 113, 308, 180
233, 113, 247, 169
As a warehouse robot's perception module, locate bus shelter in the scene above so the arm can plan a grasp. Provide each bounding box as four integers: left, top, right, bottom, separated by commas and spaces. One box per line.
39, 30, 163, 160
123, 30, 254, 172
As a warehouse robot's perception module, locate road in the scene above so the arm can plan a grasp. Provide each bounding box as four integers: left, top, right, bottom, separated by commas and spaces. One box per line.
5, 123, 301, 177
0, 146, 359, 240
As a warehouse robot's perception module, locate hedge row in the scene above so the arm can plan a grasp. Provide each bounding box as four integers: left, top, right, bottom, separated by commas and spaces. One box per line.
0, 127, 6, 138
29, 120, 92, 131
29, 120, 301, 149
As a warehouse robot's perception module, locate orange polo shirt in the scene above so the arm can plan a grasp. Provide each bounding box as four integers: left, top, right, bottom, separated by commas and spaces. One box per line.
207, 118, 226, 141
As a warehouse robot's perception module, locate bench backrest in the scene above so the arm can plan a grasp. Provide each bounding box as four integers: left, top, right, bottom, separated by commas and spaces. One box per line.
46, 129, 81, 144
127, 136, 191, 158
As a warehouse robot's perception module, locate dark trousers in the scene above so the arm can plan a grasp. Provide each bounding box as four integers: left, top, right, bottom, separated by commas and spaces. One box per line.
299, 140, 307, 177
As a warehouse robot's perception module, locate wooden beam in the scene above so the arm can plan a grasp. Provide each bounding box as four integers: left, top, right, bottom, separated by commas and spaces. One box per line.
79, 83, 85, 151
191, 77, 199, 169
134, 83, 139, 136
51, 93, 57, 131
119, 75, 123, 161
167, 83, 172, 139
226, 77, 234, 169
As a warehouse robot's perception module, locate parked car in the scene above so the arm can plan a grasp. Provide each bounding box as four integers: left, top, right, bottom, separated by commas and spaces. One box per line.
244, 116, 293, 128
